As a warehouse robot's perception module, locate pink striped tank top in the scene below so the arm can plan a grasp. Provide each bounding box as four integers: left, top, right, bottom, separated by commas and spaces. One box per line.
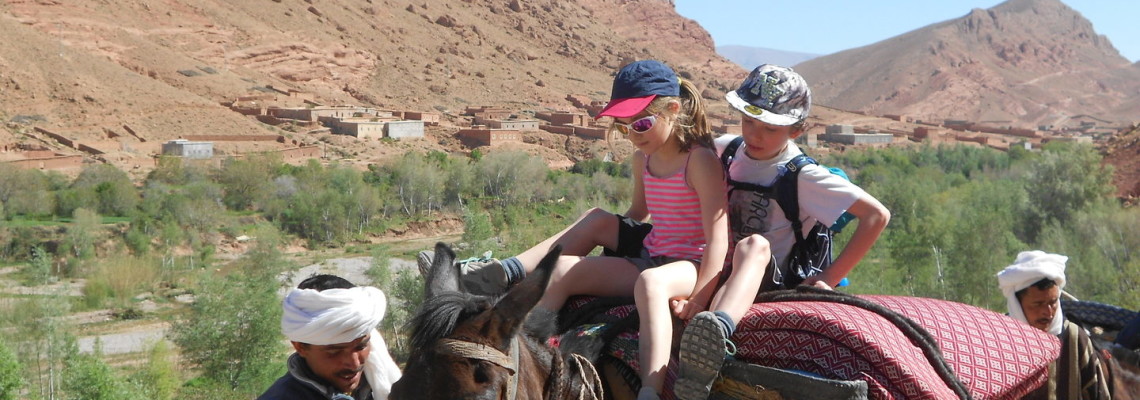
642, 154, 706, 260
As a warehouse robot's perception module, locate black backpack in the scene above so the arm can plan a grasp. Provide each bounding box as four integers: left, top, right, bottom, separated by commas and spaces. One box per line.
720, 136, 853, 287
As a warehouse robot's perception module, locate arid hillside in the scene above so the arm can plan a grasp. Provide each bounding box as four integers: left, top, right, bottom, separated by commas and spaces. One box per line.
793, 0, 1140, 128
1, 0, 1138, 198
0, 0, 742, 141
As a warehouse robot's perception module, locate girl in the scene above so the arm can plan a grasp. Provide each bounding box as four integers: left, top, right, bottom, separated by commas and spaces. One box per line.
530, 60, 729, 400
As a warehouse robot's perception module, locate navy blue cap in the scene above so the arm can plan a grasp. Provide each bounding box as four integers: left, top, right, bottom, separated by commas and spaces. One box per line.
597, 60, 681, 119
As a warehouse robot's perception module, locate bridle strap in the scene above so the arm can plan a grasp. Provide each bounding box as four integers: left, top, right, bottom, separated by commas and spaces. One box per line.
436, 337, 521, 400
436, 338, 517, 375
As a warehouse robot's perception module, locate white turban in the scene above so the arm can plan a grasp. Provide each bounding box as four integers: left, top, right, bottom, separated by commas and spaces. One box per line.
282, 286, 402, 400
996, 250, 1067, 335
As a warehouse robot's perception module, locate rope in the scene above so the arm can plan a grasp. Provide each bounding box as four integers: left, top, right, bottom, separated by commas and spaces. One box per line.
754, 286, 974, 400
567, 353, 604, 400
435, 338, 516, 375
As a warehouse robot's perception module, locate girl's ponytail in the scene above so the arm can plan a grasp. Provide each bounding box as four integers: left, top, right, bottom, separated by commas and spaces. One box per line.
674, 78, 712, 150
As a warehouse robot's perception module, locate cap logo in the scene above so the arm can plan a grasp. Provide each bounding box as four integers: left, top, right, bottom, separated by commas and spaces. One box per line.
743, 105, 765, 116
747, 74, 784, 109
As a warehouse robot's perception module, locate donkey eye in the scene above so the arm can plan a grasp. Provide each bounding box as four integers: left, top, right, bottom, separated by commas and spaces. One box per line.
473, 362, 491, 384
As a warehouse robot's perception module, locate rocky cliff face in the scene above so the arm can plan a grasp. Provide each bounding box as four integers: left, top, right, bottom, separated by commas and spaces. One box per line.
792, 0, 1140, 127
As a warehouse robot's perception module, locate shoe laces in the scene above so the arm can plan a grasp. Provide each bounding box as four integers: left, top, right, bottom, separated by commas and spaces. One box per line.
457, 250, 494, 266
724, 339, 737, 357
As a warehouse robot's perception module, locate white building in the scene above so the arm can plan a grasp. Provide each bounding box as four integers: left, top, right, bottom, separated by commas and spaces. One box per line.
162, 139, 213, 159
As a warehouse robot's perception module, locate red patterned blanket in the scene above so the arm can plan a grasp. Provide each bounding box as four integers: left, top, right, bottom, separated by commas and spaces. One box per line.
561, 292, 1059, 400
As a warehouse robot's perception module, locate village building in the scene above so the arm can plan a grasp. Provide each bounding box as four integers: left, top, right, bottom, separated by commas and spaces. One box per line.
473, 116, 539, 131
0, 145, 83, 171
331, 120, 388, 139
457, 127, 522, 147
162, 139, 214, 159
820, 125, 893, 145
466, 106, 512, 120
385, 120, 426, 139
403, 111, 441, 126
535, 111, 590, 126
270, 106, 384, 122
795, 132, 821, 148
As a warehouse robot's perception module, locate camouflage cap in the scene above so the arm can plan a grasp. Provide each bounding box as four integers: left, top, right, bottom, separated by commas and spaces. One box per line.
726, 64, 812, 126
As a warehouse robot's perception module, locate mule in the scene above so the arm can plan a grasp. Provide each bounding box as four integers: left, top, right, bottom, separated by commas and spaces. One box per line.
1106, 345, 1140, 399
389, 242, 604, 400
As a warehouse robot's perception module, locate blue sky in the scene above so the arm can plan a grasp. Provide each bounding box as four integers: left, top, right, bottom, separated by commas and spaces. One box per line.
673, 0, 1139, 63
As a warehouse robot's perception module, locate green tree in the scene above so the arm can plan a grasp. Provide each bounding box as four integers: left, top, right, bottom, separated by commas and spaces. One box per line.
384, 269, 424, 363
390, 152, 444, 215
130, 341, 180, 400
15, 293, 72, 400
215, 153, 277, 211
0, 338, 23, 400
462, 208, 495, 243
0, 165, 54, 218
1017, 143, 1115, 243
22, 246, 52, 286
476, 151, 550, 207
1037, 205, 1140, 310
62, 208, 101, 262
63, 345, 139, 400
169, 241, 288, 392
68, 164, 138, 217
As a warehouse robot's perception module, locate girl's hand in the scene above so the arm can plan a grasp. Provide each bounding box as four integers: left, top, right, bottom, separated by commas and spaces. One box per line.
671, 298, 706, 320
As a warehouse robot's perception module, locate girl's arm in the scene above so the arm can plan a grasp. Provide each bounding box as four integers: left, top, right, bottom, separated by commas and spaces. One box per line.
624, 150, 650, 222
802, 192, 890, 287
677, 147, 729, 319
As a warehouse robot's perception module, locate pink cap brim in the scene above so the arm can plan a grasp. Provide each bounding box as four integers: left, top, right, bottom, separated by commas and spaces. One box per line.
594, 95, 657, 119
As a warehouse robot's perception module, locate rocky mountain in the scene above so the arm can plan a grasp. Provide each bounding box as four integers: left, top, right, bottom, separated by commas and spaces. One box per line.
0, 0, 745, 150
792, 0, 1140, 128
716, 45, 819, 69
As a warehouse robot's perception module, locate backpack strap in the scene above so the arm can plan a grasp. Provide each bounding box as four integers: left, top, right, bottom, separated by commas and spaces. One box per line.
719, 136, 745, 170
775, 154, 817, 243
720, 136, 774, 195
721, 137, 820, 243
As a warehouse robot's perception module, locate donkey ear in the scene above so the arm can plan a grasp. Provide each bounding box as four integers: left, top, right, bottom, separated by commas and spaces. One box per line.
492, 245, 562, 338
424, 242, 460, 298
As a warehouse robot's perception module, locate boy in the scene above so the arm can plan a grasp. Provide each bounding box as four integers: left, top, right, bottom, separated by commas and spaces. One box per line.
673, 64, 891, 399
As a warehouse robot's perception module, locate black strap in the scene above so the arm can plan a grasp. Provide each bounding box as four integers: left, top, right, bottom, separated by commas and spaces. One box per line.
756, 287, 974, 400
778, 154, 818, 243
720, 135, 819, 244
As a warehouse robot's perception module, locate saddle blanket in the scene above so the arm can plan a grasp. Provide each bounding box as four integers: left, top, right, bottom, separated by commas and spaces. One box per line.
562, 294, 1060, 400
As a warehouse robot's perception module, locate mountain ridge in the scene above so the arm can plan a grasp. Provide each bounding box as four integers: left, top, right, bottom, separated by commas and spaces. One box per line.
716, 45, 819, 69
793, 0, 1139, 127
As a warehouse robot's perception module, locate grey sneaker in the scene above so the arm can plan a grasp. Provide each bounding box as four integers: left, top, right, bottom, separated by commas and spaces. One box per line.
675, 311, 731, 400
459, 258, 508, 296
416, 250, 434, 276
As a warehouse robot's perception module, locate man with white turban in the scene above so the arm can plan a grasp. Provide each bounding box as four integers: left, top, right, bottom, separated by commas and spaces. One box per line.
996, 251, 1111, 400
259, 274, 401, 400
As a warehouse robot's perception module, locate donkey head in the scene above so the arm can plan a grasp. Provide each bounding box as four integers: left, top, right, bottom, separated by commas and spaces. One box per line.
390, 242, 562, 400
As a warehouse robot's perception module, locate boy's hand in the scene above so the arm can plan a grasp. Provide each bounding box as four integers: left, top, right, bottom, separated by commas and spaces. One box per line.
800, 277, 834, 290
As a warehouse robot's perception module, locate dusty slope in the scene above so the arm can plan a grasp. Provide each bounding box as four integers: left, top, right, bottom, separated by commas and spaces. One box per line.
793, 0, 1140, 128
1, 0, 1137, 199
0, 0, 744, 170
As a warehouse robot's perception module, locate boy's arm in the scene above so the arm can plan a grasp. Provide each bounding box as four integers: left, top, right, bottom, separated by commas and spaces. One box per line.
680, 147, 730, 319
624, 150, 650, 222
802, 192, 890, 287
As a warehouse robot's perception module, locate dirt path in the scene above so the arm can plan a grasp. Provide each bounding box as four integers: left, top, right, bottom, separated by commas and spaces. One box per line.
77, 322, 170, 355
